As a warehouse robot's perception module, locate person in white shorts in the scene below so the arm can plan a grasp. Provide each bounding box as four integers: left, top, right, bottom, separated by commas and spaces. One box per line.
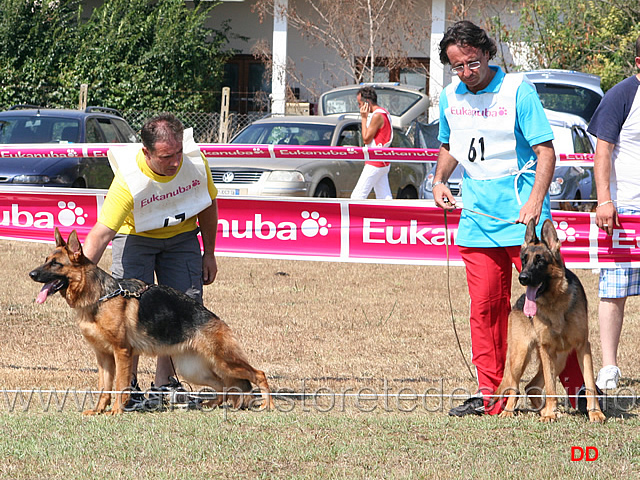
350, 86, 394, 200
588, 34, 640, 390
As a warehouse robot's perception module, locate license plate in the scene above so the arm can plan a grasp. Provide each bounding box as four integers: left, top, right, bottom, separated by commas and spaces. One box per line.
218, 188, 242, 196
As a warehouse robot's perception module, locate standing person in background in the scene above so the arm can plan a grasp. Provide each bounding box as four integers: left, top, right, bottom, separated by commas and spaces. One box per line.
351, 86, 394, 200
589, 34, 640, 390
83, 112, 219, 410
432, 20, 588, 416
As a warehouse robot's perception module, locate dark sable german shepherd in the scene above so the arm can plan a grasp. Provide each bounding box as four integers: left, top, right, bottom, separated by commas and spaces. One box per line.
29, 228, 274, 415
493, 219, 605, 422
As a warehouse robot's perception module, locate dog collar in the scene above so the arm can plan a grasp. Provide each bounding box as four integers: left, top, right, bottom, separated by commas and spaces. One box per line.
99, 284, 151, 302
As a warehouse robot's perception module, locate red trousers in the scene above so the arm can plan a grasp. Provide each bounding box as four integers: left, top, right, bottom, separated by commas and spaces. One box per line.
459, 246, 583, 415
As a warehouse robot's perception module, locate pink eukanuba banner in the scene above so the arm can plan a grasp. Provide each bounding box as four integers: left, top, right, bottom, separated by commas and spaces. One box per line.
1, 187, 639, 268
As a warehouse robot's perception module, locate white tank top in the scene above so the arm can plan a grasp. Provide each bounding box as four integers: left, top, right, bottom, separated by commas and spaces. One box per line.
108, 128, 212, 232
445, 73, 525, 180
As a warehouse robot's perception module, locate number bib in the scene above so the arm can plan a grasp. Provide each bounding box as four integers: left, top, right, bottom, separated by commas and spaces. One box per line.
445, 73, 523, 179
108, 128, 212, 233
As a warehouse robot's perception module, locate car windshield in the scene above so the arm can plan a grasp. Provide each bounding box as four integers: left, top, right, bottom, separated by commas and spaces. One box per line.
231, 123, 335, 146
321, 88, 422, 117
0, 116, 81, 144
534, 83, 602, 123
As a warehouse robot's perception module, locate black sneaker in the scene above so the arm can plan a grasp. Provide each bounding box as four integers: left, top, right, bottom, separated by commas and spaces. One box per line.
143, 377, 200, 411
142, 382, 169, 412
123, 377, 146, 412
449, 396, 485, 417
577, 384, 605, 415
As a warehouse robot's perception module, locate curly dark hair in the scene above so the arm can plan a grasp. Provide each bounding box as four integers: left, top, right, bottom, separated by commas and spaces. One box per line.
141, 112, 184, 152
439, 20, 497, 65
357, 86, 378, 104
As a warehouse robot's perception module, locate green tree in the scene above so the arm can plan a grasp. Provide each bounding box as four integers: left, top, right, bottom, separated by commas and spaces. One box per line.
0, 0, 81, 107
0, 0, 233, 111
73, 0, 233, 111
487, 0, 640, 91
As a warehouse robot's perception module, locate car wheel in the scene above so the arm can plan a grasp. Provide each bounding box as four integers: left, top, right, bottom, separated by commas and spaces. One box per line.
313, 180, 336, 198
397, 186, 418, 199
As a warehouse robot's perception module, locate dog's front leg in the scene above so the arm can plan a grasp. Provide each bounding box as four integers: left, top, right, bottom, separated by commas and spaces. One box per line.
84, 350, 115, 415
106, 347, 133, 415
537, 346, 558, 422
576, 343, 606, 423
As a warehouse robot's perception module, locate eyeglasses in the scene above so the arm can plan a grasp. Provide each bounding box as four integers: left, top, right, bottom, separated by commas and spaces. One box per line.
450, 61, 482, 75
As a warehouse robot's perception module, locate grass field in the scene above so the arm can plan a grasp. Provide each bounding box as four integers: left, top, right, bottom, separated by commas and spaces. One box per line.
1, 238, 639, 478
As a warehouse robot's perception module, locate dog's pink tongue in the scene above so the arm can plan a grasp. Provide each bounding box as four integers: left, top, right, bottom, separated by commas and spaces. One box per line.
523, 285, 540, 317
36, 283, 55, 304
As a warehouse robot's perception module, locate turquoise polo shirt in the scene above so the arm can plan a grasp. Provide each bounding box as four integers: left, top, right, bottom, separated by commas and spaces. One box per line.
438, 66, 554, 247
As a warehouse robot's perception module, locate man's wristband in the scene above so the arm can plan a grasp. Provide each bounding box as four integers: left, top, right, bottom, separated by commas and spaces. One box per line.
596, 200, 614, 209
432, 181, 444, 188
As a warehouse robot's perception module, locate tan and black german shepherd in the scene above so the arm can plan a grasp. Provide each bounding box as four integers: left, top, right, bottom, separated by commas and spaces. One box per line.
29, 228, 274, 415
493, 219, 605, 423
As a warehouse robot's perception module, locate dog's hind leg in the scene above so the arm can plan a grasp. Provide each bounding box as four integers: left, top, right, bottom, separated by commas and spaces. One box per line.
84, 350, 115, 415
220, 378, 254, 409
217, 360, 275, 411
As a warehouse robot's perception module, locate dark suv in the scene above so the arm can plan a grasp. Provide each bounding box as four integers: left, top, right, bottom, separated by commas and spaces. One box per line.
0, 106, 138, 188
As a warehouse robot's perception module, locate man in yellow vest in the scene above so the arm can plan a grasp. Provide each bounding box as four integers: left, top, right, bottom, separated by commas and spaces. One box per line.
83, 113, 219, 410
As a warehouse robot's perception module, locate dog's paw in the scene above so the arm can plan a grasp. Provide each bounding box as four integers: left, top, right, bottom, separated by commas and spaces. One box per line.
104, 407, 125, 416
82, 409, 102, 416
588, 410, 606, 423
540, 413, 557, 423
498, 410, 515, 418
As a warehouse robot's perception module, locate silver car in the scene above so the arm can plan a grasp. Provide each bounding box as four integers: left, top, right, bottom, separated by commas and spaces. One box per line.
317, 82, 429, 128
211, 114, 426, 198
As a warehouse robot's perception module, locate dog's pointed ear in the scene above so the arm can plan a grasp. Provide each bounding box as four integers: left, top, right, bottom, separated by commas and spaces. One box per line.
524, 218, 538, 244
66, 230, 84, 261
54, 227, 66, 247
541, 219, 561, 252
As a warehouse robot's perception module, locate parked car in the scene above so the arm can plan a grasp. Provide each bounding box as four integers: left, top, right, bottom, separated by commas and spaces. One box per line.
317, 82, 429, 129
0, 106, 138, 188
523, 69, 603, 123
419, 69, 603, 209
211, 114, 426, 198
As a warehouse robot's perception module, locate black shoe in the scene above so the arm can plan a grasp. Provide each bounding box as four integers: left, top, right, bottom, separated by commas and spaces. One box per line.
449, 396, 485, 417
143, 377, 201, 411
577, 384, 605, 415
165, 376, 191, 405
123, 377, 146, 412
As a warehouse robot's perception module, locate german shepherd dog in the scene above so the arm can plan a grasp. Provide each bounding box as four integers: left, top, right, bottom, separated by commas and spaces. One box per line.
493, 219, 605, 422
29, 228, 275, 415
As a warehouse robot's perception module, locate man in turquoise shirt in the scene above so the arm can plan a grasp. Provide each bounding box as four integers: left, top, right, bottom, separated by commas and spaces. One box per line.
432, 20, 585, 417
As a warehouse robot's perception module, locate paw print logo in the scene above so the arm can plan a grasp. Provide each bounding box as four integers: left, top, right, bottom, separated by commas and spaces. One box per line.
192, 179, 201, 187
57, 201, 88, 227
553, 220, 577, 243
300, 211, 330, 237
498, 107, 508, 116
253, 147, 263, 154
346, 147, 357, 155
66, 149, 79, 156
